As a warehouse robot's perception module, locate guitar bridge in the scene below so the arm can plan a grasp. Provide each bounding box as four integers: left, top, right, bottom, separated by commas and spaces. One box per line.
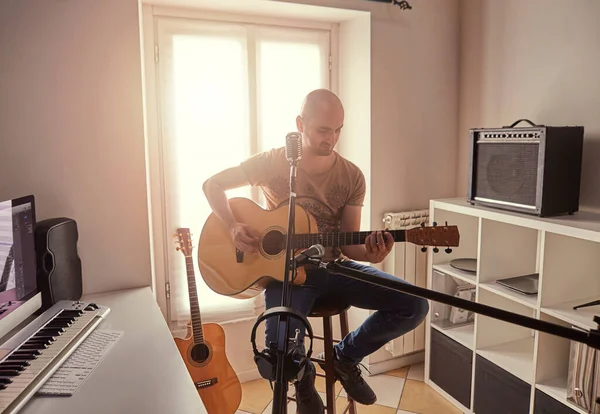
195, 378, 218, 389
236, 248, 244, 263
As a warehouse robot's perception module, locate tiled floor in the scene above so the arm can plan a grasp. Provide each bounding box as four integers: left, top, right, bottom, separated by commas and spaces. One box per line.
235, 362, 463, 414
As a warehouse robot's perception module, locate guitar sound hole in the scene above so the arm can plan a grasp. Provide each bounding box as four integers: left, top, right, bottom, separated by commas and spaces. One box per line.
190, 343, 210, 364
262, 230, 285, 256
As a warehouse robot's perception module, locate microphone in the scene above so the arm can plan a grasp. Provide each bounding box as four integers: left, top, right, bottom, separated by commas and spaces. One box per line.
294, 244, 325, 266
286, 132, 302, 163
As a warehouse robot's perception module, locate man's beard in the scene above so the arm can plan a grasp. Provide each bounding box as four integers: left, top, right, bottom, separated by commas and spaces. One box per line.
310, 145, 333, 156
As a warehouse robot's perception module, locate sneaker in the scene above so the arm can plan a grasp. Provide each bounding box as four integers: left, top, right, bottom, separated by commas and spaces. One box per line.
316, 351, 377, 405
294, 361, 324, 414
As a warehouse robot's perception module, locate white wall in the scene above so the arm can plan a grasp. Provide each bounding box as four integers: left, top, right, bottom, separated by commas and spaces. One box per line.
336, 13, 372, 235
457, 0, 600, 211
0, 0, 152, 295
368, 0, 460, 224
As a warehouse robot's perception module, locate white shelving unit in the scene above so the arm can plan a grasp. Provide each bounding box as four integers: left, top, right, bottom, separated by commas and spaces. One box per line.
424, 198, 600, 414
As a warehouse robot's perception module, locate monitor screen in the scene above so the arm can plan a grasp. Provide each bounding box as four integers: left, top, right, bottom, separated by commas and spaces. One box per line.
0, 195, 37, 318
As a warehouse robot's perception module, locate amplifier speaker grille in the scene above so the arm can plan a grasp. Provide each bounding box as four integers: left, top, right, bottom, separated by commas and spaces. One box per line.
475, 142, 539, 207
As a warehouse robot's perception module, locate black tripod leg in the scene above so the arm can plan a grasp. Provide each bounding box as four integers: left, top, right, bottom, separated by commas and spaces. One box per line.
573, 299, 600, 310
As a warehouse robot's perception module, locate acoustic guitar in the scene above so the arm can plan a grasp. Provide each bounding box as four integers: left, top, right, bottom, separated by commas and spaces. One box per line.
174, 227, 242, 414
197, 197, 460, 299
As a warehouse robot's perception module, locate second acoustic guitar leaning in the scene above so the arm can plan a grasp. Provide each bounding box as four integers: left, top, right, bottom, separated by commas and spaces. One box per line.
173, 227, 242, 414
196, 197, 460, 299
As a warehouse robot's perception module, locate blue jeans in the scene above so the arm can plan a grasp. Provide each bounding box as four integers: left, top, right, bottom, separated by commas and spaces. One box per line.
264, 260, 430, 365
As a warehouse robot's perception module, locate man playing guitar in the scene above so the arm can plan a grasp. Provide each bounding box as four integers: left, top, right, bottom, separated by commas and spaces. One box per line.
202, 89, 429, 413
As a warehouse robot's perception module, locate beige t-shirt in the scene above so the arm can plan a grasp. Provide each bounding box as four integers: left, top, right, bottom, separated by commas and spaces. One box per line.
240, 146, 366, 261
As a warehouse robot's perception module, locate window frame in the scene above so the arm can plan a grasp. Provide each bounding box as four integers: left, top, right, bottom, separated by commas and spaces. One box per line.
141, 5, 339, 324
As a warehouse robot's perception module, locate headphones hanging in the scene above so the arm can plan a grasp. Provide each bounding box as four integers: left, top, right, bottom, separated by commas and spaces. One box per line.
250, 305, 314, 383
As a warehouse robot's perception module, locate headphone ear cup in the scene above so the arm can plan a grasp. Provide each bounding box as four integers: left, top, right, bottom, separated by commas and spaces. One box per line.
286, 344, 308, 381
294, 358, 307, 382
255, 351, 276, 381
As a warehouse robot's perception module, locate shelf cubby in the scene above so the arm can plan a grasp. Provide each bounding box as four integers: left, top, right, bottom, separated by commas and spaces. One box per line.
534, 389, 582, 414
478, 218, 540, 309
475, 288, 536, 384
474, 354, 532, 414
540, 231, 600, 330
429, 328, 473, 411
430, 268, 475, 349
432, 262, 476, 285
534, 312, 588, 414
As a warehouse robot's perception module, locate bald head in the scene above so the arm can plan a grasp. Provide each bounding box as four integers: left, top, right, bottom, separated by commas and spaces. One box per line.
296, 89, 344, 157
299, 89, 344, 121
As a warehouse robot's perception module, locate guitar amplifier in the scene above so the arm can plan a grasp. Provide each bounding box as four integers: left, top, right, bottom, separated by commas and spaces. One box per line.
467, 119, 584, 217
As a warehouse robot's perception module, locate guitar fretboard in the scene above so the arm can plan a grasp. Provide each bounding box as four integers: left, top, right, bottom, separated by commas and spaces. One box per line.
185, 256, 204, 344
292, 229, 406, 249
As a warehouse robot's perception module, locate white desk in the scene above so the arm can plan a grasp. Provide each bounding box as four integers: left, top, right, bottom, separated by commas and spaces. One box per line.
20, 287, 208, 414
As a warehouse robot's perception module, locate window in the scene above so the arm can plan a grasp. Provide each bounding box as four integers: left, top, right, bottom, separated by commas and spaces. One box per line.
151, 14, 331, 329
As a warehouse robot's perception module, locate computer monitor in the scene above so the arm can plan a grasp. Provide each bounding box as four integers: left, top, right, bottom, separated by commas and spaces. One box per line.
0, 195, 41, 340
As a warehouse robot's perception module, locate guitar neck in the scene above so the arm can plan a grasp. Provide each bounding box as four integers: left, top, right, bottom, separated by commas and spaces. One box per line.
293, 229, 406, 249
185, 256, 204, 344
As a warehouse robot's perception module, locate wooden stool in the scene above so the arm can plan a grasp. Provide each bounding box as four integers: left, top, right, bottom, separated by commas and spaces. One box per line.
306, 296, 357, 414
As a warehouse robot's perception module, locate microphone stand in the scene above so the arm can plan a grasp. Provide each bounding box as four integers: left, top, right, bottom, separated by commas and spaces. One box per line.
325, 258, 600, 351
270, 152, 301, 414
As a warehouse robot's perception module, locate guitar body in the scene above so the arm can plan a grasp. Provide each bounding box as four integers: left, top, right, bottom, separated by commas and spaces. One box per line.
174, 322, 242, 414
197, 198, 460, 300
197, 197, 317, 299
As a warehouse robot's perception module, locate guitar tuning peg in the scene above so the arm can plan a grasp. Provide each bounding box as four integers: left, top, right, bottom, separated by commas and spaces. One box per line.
445, 221, 448, 226
420, 222, 425, 227
445, 247, 452, 254
433, 247, 439, 253
432, 222, 437, 227
421, 246, 427, 252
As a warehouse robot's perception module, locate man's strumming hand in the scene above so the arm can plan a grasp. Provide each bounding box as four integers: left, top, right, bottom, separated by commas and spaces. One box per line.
229, 222, 259, 253
365, 231, 394, 264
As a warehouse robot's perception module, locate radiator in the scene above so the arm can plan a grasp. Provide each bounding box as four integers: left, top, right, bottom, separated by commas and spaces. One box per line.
382, 208, 430, 357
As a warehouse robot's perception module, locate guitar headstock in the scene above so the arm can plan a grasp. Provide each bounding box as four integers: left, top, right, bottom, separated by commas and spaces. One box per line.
406, 222, 460, 254
174, 227, 193, 257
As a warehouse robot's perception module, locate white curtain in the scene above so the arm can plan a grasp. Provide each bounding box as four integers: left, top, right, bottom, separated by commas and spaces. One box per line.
155, 16, 330, 329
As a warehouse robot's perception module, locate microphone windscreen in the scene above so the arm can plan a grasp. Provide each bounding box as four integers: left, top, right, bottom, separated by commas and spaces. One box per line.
285, 132, 302, 162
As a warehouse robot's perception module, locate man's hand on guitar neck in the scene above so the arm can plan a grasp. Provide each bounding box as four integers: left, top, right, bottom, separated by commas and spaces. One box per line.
230, 222, 259, 253
339, 205, 393, 264
364, 231, 394, 264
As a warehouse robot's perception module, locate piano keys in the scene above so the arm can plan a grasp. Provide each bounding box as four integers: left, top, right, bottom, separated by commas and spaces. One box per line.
0, 301, 110, 413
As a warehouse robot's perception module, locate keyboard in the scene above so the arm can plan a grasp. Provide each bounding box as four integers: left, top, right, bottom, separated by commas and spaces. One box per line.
0, 300, 110, 414
38, 329, 123, 396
